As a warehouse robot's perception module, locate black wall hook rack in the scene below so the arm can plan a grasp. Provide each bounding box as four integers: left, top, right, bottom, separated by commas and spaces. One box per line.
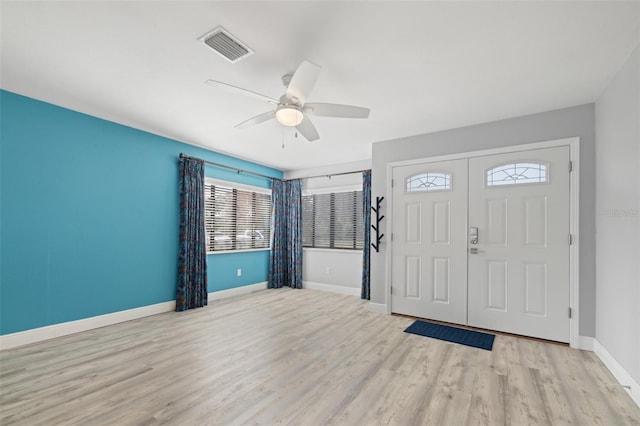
371, 196, 384, 252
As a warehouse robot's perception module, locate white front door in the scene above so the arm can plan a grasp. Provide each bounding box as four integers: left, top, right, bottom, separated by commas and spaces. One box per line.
467, 146, 571, 342
391, 159, 468, 324
390, 145, 571, 342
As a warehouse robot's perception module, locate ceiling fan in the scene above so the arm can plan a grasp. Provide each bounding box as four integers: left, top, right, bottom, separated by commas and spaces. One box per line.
205, 60, 370, 141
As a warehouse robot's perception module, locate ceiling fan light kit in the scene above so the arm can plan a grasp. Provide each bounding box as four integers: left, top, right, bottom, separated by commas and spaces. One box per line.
206, 60, 370, 141
276, 105, 303, 127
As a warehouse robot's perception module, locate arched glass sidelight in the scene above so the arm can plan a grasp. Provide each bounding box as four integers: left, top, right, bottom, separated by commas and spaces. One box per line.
406, 172, 452, 192
486, 162, 548, 186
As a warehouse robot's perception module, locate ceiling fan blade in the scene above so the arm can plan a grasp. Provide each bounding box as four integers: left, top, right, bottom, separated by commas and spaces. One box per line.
205, 79, 278, 104
296, 115, 320, 141
285, 60, 321, 105
235, 110, 277, 129
304, 103, 370, 119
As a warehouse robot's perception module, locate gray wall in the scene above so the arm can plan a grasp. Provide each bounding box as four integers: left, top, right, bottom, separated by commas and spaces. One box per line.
371, 104, 596, 337
595, 44, 639, 385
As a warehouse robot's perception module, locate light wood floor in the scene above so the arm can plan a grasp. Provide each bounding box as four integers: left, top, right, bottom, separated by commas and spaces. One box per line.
1, 288, 639, 425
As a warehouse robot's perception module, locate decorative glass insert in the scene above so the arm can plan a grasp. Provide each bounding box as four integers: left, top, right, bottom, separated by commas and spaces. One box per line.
406, 172, 451, 192
486, 162, 548, 186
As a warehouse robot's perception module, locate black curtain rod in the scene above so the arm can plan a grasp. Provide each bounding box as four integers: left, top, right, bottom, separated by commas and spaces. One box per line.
179, 153, 370, 182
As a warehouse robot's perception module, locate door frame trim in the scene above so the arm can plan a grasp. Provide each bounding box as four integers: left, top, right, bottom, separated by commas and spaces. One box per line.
385, 137, 580, 347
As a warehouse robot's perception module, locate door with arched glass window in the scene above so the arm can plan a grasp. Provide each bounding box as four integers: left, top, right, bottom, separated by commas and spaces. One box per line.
391, 159, 468, 324
391, 146, 571, 342
467, 146, 570, 342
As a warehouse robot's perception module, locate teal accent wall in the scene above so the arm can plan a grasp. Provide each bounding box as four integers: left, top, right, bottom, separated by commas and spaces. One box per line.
0, 90, 282, 335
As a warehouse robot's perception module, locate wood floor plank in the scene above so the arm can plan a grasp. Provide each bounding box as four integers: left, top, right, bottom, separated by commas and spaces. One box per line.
469, 370, 508, 426
1, 288, 639, 425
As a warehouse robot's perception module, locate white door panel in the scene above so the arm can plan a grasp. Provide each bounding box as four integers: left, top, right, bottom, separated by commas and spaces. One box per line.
467, 146, 570, 342
391, 160, 467, 324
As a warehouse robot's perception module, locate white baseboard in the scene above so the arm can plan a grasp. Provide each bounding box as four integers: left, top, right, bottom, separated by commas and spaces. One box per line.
0, 300, 176, 351
593, 338, 640, 408
303, 281, 360, 297
368, 302, 388, 314
0, 282, 268, 351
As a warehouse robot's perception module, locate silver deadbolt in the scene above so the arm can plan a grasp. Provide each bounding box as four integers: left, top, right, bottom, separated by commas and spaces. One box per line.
470, 227, 479, 244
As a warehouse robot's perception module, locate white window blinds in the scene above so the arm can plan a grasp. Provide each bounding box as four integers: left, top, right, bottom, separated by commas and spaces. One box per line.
302, 191, 364, 250
204, 181, 271, 252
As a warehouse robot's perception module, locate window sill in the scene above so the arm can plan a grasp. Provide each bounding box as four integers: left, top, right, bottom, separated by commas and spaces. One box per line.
303, 247, 363, 254
207, 248, 271, 255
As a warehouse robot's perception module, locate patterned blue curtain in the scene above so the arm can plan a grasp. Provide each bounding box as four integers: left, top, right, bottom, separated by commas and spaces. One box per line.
362, 170, 372, 300
176, 157, 208, 311
286, 179, 303, 289
269, 180, 286, 288
269, 179, 303, 289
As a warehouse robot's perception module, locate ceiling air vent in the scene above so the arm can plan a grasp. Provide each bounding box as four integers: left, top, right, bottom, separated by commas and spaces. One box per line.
199, 26, 253, 63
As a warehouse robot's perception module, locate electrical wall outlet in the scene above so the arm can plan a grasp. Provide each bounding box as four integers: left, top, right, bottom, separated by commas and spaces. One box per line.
237, 269, 242, 277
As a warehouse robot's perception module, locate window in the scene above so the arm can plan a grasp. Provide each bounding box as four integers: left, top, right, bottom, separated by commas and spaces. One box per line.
302, 191, 364, 250
204, 179, 271, 252
406, 172, 452, 192
486, 162, 548, 187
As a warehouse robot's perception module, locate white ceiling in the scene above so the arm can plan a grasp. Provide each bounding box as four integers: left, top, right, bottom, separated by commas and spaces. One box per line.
2, 1, 639, 172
